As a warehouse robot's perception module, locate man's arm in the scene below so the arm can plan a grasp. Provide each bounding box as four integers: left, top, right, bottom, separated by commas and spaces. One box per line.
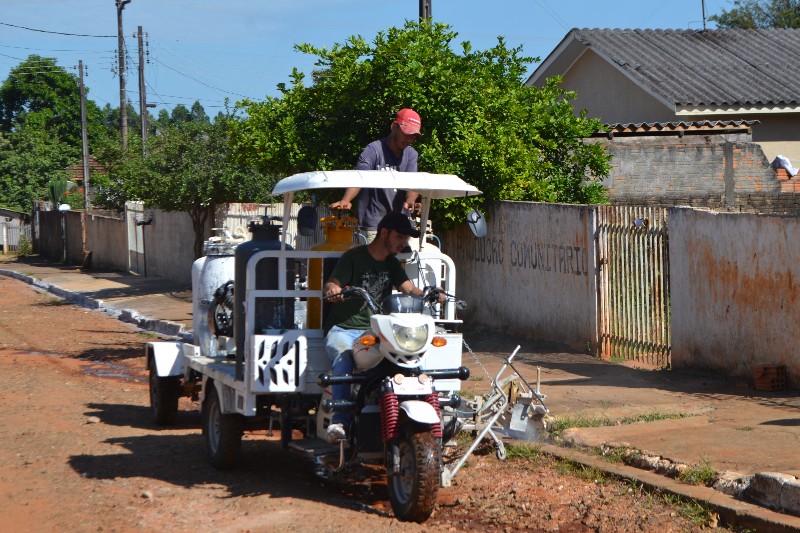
403, 192, 420, 212
398, 279, 424, 297
330, 188, 360, 210
398, 280, 446, 302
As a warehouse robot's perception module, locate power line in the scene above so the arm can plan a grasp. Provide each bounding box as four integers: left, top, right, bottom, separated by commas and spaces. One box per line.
150, 57, 256, 100
0, 20, 116, 38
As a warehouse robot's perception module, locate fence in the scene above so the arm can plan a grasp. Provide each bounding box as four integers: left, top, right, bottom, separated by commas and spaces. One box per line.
597, 206, 671, 367
1, 222, 31, 254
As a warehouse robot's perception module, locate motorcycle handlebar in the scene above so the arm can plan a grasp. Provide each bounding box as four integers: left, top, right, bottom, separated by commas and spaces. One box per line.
324, 285, 467, 312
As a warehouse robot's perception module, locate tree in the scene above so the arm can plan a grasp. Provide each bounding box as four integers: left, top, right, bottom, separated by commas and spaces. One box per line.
0, 55, 115, 211
109, 110, 274, 258
710, 0, 800, 28
231, 21, 610, 227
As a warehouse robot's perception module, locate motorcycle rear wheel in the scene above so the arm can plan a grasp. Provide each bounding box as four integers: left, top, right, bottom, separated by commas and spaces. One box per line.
386, 424, 440, 523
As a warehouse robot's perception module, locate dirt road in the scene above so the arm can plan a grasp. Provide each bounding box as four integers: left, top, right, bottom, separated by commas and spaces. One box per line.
0, 275, 724, 532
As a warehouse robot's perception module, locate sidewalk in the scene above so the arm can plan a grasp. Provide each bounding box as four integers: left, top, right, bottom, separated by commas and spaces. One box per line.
2, 255, 799, 531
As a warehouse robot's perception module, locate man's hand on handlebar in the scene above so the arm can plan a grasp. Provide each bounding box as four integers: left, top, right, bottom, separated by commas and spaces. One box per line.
423, 286, 448, 304
330, 200, 352, 210
323, 281, 344, 302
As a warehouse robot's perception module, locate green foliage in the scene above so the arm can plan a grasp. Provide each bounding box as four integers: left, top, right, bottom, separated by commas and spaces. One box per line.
710, 0, 800, 28
47, 176, 68, 207
232, 21, 610, 227
0, 55, 115, 211
553, 458, 613, 484
106, 109, 275, 257
505, 442, 541, 460
677, 457, 716, 486
547, 411, 691, 438
16, 234, 32, 256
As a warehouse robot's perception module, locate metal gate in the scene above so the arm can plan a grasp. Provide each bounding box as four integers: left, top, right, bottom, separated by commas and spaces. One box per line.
596, 206, 671, 367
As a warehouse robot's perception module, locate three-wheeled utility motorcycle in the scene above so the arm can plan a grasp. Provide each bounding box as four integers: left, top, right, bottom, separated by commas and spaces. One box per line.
145, 169, 547, 522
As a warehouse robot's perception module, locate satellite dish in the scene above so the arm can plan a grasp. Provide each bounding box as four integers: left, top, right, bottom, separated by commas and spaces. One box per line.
466, 209, 487, 238
297, 205, 318, 237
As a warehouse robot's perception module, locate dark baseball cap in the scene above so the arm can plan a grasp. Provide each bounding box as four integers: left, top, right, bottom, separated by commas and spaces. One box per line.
378, 212, 421, 238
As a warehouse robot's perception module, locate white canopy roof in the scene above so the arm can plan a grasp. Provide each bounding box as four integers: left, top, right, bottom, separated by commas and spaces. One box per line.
272, 170, 481, 199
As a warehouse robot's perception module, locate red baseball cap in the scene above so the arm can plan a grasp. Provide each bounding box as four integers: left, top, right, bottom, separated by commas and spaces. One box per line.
394, 108, 422, 136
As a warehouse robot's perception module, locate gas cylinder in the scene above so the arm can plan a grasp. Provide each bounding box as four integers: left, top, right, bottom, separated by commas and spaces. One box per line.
191, 230, 239, 357
234, 217, 295, 379
306, 214, 358, 329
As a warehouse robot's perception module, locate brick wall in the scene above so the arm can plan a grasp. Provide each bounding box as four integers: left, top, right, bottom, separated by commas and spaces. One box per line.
598, 135, 800, 214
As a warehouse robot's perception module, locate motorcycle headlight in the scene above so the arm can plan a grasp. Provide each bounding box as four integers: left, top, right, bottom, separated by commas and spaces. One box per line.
391, 323, 429, 352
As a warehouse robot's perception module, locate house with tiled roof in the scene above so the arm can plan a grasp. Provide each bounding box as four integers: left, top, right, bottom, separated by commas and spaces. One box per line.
526, 28, 800, 213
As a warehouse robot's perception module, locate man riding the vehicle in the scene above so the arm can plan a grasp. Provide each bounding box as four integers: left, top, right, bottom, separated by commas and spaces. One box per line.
321, 211, 435, 443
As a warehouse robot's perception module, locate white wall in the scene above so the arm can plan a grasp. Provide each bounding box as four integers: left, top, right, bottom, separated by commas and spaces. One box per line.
444, 201, 598, 350
670, 208, 800, 384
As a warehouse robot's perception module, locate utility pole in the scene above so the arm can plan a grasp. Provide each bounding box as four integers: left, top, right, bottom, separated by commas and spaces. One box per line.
701, 0, 707, 31
116, 0, 131, 150
78, 60, 91, 212
419, 0, 432, 21
137, 25, 148, 157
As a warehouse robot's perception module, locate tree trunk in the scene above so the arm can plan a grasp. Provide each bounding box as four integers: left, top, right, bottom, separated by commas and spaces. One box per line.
188, 204, 214, 259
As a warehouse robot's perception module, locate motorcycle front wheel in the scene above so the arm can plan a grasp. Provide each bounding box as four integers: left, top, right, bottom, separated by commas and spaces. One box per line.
386, 424, 440, 523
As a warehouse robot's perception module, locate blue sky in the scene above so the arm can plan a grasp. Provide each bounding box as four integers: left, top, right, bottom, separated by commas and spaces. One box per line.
0, 0, 730, 114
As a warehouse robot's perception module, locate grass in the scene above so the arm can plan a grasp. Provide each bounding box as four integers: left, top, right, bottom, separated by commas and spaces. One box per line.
595, 445, 641, 465
453, 430, 474, 448
621, 479, 721, 528
553, 457, 613, 484
661, 493, 719, 527
677, 457, 716, 486
547, 411, 691, 438
735, 426, 753, 431
505, 442, 541, 460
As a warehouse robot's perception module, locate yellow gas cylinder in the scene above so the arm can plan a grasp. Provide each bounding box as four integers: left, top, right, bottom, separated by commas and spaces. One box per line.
307, 215, 358, 329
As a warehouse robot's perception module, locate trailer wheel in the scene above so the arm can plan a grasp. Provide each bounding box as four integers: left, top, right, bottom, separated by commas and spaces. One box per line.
149, 362, 180, 426
202, 382, 243, 469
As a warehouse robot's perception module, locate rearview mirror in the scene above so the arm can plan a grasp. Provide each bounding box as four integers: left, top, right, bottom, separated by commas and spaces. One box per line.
466, 209, 487, 238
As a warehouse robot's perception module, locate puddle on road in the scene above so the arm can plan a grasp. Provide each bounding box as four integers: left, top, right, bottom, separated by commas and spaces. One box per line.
81, 360, 146, 383
12, 351, 147, 383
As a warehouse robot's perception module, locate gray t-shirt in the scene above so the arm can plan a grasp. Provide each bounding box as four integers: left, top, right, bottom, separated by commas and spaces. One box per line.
355, 138, 418, 230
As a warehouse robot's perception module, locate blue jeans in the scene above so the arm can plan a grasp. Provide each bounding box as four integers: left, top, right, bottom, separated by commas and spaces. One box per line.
324, 326, 365, 425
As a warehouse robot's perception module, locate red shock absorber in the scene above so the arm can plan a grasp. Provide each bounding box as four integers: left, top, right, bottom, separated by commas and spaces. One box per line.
426, 393, 442, 438
380, 392, 400, 442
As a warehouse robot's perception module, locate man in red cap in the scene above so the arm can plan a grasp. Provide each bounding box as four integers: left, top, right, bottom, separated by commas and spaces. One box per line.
331, 108, 422, 242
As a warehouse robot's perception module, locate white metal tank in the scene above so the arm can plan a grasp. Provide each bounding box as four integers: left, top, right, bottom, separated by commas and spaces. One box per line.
191, 229, 241, 357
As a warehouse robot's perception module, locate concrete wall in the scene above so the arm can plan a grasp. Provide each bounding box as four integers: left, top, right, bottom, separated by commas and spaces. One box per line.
64, 211, 84, 264
85, 213, 127, 271
443, 201, 598, 351
598, 135, 800, 215
139, 209, 201, 285
670, 208, 800, 385
35, 210, 63, 260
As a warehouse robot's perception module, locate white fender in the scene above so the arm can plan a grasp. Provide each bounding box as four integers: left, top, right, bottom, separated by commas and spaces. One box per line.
399, 400, 440, 425
146, 341, 184, 377
205, 379, 238, 414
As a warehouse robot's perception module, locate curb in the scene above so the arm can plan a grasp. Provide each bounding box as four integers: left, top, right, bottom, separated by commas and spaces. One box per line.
538, 443, 800, 532
0, 268, 193, 343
